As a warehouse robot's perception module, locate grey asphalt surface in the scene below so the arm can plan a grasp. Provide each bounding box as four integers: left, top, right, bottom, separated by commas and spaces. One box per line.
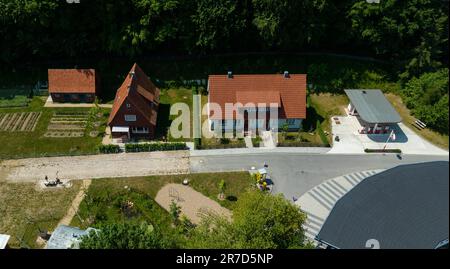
190, 153, 449, 200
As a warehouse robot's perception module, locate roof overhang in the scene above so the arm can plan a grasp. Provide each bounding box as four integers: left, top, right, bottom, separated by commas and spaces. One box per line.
112, 126, 130, 133
345, 89, 402, 124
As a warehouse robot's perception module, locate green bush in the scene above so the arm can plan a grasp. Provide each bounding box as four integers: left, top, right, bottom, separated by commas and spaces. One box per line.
97, 144, 121, 154
316, 120, 330, 146
194, 138, 202, 149
125, 142, 187, 153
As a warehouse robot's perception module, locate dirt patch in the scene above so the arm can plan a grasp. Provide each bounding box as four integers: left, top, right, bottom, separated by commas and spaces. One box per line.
155, 183, 232, 225
1, 151, 190, 183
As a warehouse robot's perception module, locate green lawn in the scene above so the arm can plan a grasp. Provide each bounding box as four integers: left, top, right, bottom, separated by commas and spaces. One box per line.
155, 88, 194, 141
0, 87, 33, 108
70, 172, 253, 230
386, 93, 449, 149
0, 181, 82, 249
0, 97, 110, 160
277, 93, 348, 146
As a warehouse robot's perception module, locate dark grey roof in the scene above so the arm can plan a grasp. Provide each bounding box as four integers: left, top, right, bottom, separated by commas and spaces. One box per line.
345, 89, 402, 123
46, 225, 96, 249
317, 161, 449, 249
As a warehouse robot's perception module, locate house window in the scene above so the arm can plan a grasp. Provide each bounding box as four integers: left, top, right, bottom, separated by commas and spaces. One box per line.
54, 94, 61, 98
287, 119, 296, 125
131, 127, 149, 133
124, 114, 136, 122
126, 103, 131, 108
210, 121, 214, 131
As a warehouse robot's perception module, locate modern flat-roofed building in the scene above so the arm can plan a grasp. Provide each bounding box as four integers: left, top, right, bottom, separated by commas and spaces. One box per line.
345, 89, 402, 134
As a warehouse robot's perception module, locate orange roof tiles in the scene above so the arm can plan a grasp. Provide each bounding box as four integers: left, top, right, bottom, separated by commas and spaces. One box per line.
208, 74, 306, 119
48, 69, 97, 94
235, 91, 281, 106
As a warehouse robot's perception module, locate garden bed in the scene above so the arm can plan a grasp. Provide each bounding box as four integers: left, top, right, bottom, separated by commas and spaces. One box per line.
0, 112, 41, 132
44, 112, 89, 137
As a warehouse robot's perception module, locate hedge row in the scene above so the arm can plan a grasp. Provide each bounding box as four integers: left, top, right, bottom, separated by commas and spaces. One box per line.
277, 141, 329, 148
364, 148, 402, 153
196, 143, 246, 150
98, 144, 121, 154
125, 142, 187, 152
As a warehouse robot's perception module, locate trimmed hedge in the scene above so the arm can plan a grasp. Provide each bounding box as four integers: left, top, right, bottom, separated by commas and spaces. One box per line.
125, 142, 187, 153
365, 148, 402, 153
98, 144, 121, 154
196, 143, 246, 150
277, 141, 329, 147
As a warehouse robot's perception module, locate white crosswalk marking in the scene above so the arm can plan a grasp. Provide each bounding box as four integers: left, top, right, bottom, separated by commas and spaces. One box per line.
296, 169, 385, 246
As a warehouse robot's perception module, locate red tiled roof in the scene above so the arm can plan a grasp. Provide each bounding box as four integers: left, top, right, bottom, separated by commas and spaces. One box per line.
235, 91, 281, 106
208, 74, 306, 119
48, 69, 97, 94
108, 63, 160, 126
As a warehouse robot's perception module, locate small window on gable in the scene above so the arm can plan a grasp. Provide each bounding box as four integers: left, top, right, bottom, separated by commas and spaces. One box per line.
126, 103, 131, 108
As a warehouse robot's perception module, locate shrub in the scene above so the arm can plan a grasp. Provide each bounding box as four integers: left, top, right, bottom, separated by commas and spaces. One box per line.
125, 142, 187, 153
194, 138, 202, 149
97, 144, 121, 154
316, 120, 330, 147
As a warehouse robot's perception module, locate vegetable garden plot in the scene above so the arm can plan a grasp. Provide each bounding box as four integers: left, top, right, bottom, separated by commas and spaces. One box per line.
44, 112, 89, 137
0, 112, 41, 132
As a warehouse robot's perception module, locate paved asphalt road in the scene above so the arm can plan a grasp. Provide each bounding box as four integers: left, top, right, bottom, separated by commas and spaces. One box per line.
190, 153, 449, 200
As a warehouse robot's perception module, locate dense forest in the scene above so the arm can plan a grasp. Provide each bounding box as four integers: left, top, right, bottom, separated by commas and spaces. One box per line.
0, 0, 448, 134
0, 0, 447, 77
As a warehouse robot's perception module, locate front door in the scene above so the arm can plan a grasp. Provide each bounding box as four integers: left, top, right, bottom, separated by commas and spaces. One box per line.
244, 111, 249, 134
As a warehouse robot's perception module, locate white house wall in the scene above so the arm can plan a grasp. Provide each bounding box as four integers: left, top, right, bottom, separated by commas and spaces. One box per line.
209, 118, 303, 135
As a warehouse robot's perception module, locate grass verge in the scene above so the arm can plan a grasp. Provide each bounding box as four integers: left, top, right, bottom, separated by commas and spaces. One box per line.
0, 181, 82, 248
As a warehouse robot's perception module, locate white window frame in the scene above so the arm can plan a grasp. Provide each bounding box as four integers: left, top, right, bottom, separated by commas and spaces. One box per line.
131, 127, 149, 134
124, 114, 137, 122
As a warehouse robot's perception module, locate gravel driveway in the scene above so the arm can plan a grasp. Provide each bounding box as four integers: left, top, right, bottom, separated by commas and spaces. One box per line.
0, 151, 189, 183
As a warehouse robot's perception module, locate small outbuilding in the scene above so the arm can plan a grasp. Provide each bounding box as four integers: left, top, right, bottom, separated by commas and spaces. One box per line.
46, 225, 96, 249
345, 89, 401, 134
48, 69, 99, 103
0, 234, 10, 249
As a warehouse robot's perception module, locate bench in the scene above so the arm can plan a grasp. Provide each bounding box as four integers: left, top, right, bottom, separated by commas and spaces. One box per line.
413, 120, 427, 130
